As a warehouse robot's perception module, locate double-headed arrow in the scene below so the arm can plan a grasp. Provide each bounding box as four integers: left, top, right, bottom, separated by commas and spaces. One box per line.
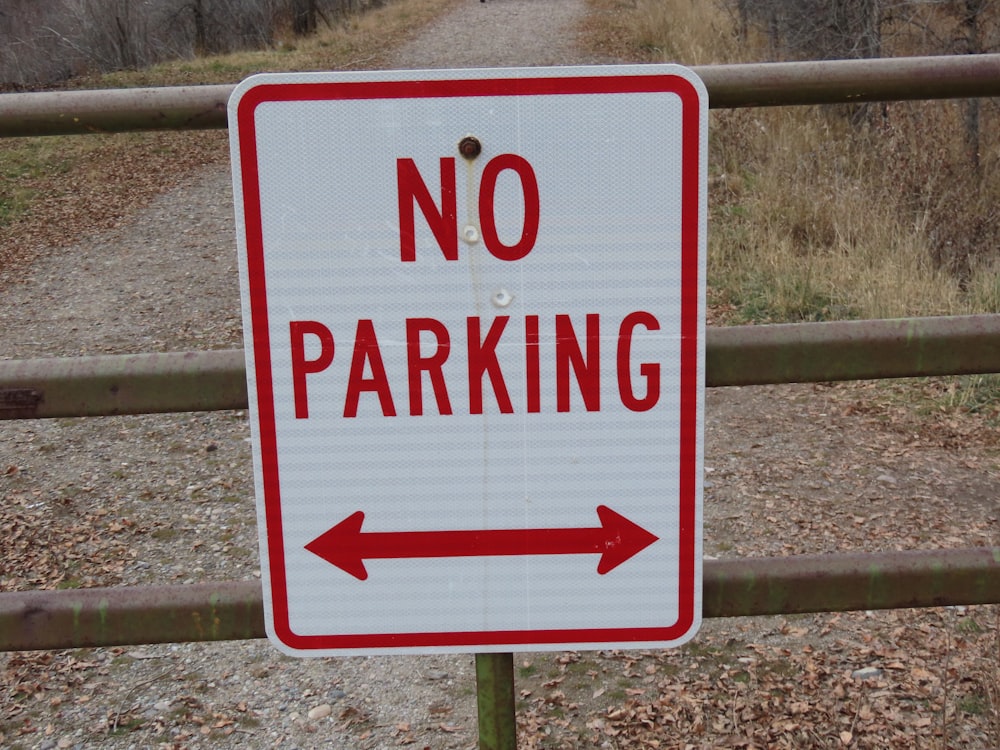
305, 505, 658, 581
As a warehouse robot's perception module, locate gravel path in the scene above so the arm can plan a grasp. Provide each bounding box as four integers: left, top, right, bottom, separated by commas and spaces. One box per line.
389, 0, 595, 69
1, 1, 593, 749
4, 0, 1000, 747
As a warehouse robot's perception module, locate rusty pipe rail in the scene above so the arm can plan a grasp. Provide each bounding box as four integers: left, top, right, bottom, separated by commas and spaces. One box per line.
0, 348, 247, 419
697, 53, 1000, 109
0, 83, 233, 137
4, 547, 999, 651
706, 314, 1000, 387
1, 54, 999, 137
2, 315, 998, 419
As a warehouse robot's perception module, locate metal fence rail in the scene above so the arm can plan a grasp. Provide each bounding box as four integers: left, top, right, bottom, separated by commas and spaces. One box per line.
5, 547, 1000, 652
3, 312, 999, 652
3, 314, 999, 419
1, 54, 1000, 137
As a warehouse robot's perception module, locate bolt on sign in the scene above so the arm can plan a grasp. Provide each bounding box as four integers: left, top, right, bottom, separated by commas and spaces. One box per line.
228, 65, 708, 656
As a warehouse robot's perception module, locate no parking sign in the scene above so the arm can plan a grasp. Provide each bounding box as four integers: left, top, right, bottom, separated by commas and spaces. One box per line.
229, 65, 707, 655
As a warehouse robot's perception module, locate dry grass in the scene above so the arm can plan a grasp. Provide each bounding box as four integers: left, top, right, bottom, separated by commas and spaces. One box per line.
708, 103, 992, 324
587, 0, 1000, 324
71, 0, 462, 88
627, 0, 742, 65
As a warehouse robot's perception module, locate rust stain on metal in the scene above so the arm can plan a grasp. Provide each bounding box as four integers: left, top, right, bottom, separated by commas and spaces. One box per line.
0, 388, 42, 418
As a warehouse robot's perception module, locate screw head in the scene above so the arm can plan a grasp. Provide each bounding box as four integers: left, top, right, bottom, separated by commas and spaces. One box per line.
458, 136, 482, 159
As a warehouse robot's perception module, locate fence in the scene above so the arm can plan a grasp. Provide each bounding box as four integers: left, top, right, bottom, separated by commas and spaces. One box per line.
3, 53, 1000, 748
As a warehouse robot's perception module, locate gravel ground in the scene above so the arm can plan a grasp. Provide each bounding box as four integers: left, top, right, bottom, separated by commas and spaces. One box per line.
389, 0, 595, 69
1, 1, 592, 749
4, 0, 1000, 747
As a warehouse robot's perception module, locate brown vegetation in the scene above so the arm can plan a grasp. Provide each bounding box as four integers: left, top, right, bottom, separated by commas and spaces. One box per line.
0, 0, 388, 90
598, 0, 1000, 324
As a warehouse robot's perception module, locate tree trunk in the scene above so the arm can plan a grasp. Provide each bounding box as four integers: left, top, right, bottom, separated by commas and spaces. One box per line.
292, 0, 317, 36
962, 0, 985, 172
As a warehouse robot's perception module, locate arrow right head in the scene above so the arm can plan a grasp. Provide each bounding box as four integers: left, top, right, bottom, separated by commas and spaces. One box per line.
304, 510, 369, 580
595, 505, 659, 574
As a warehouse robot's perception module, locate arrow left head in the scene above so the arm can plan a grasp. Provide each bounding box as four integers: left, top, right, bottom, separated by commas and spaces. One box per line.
304, 510, 369, 580
595, 505, 659, 574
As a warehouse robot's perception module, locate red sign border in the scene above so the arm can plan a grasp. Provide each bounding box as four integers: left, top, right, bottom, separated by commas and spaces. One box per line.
234, 71, 705, 652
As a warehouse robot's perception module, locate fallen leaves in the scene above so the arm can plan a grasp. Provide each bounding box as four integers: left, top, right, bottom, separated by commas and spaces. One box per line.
516, 606, 1000, 748
0, 130, 228, 289
1, 490, 141, 591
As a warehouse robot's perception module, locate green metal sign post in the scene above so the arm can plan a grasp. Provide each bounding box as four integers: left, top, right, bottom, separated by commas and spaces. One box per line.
476, 652, 518, 750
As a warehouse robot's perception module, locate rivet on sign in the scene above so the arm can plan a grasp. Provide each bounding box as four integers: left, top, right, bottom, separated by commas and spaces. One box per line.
458, 136, 482, 160
492, 288, 513, 308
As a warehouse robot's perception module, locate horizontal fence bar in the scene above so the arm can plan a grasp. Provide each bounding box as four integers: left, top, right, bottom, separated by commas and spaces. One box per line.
0, 581, 264, 652
705, 547, 1000, 618
2, 316, 998, 419
0, 349, 248, 419
706, 314, 1000, 387
2, 54, 1000, 137
697, 53, 1000, 109
4, 548, 999, 651
0, 83, 233, 138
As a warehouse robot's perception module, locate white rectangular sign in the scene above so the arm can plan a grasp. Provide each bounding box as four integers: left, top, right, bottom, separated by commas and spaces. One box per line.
229, 65, 707, 656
